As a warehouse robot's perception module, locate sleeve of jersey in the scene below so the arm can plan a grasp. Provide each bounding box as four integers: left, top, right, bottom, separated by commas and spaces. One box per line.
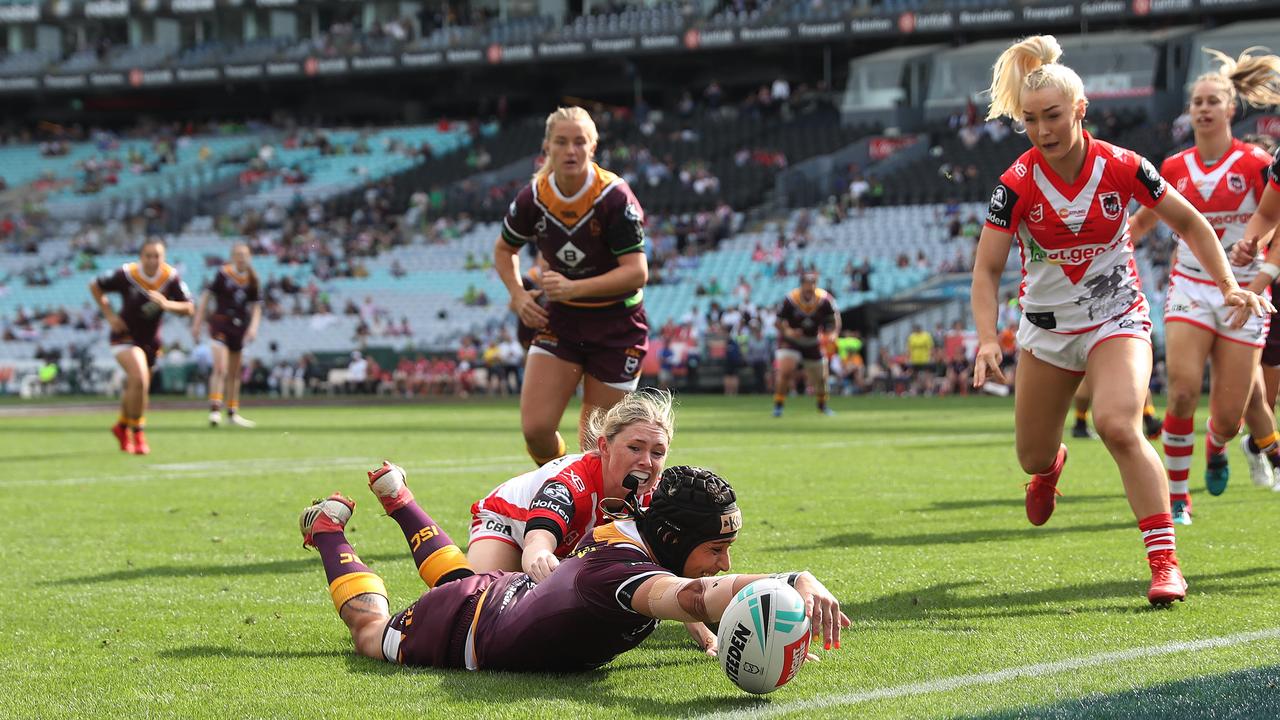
95, 268, 125, 292
167, 277, 193, 302
1269, 149, 1280, 191
577, 549, 672, 615
983, 178, 1021, 234
524, 480, 575, 544
248, 280, 262, 303
1132, 155, 1167, 207
500, 189, 537, 248
603, 187, 646, 256
823, 297, 839, 328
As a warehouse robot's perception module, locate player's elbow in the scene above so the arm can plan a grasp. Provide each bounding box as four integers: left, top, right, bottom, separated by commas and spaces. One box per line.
676, 579, 711, 623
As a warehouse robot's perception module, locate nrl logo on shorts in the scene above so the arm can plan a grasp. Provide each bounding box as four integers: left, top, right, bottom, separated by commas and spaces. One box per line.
1227, 172, 1247, 194
1098, 192, 1123, 221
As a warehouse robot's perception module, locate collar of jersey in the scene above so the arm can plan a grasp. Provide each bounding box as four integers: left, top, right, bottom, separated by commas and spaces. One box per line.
548, 161, 597, 203
1035, 130, 1100, 198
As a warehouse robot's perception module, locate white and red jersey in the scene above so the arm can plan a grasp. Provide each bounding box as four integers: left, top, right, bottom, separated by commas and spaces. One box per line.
471, 453, 618, 557
1162, 138, 1272, 284
985, 132, 1166, 334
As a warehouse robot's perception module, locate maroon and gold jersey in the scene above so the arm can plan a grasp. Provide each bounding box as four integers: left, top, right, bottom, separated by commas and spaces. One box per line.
95, 262, 191, 346
501, 162, 646, 313
206, 264, 261, 328
777, 288, 838, 349
469, 520, 670, 671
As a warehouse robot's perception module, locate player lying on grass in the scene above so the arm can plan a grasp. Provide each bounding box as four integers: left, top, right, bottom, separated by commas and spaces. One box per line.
298, 463, 848, 671
467, 387, 718, 653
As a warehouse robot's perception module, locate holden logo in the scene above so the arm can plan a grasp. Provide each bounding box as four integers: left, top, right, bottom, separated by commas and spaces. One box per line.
556, 240, 585, 268
989, 186, 1007, 210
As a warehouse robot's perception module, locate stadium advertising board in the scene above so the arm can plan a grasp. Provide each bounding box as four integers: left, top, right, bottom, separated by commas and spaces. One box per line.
0, 0, 1274, 92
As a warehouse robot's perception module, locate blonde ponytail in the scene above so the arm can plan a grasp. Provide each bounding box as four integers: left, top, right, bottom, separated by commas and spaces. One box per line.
533, 106, 599, 182
1198, 47, 1280, 109
986, 35, 1086, 121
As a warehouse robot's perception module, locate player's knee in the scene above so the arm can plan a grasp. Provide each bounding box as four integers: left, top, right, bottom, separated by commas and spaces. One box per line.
521, 415, 558, 443
1208, 414, 1242, 441
1165, 386, 1197, 415
1093, 412, 1142, 448
1016, 446, 1057, 475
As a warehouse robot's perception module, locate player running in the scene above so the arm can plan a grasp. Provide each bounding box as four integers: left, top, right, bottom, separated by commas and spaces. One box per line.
970, 36, 1272, 605
1128, 48, 1280, 520
297, 463, 848, 671
192, 243, 262, 428
89, 237, 194, 455
494, 106, 650, 467
772, 271, 840, 417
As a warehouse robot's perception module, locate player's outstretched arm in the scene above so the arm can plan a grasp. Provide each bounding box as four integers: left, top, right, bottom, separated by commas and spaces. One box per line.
521, 528, 561, 582
191, 290, 210, 339
1243, 183, 1280, 254
970, 227, 1013, 388
1155, 189, 1276, 326
631, 571, 849, 650
1127, 206, 1160, 246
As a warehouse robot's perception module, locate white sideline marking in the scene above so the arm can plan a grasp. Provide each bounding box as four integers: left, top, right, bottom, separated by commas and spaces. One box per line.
693, 627, 1280, 720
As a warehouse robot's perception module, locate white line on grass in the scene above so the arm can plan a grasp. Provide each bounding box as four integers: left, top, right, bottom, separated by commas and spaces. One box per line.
693, 627, 1280, 720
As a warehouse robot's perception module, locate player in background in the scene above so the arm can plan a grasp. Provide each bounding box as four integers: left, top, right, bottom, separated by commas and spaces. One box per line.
298, 462, 847, 671
89, 237, 194, 455
970, 36, 1272, 605
465, 388, 716, 654
772, 271, 840, 416
494, 107, 650, 466
192, 243, 262, 428
1128, 48, 1280, 519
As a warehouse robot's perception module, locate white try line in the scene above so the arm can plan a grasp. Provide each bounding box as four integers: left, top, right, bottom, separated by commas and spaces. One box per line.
693, 627, 1280, 720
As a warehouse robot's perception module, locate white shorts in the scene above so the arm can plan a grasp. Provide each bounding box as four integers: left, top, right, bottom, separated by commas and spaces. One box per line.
1164, 272, 1269, 348
468, 510, 524, 549
1017, 302, 1152, 374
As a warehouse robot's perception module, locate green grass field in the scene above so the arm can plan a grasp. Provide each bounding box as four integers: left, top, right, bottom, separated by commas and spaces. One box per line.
3, 395, 1278, 719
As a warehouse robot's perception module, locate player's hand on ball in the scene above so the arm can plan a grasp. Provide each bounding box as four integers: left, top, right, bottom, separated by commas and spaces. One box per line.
972, 341, 1007, 388
539, 271, 578, 302
523, 548, 560, 582
685, 622, 718, 657
510, 288, 549, 329
794, 571, 850, 651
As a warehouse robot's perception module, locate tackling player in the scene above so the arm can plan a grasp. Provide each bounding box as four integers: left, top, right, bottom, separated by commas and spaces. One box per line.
772, 271, 840, 417
192, 243, 263, 428
89, 237, 194, 454
297, 464, 848, 671
970, 36, 1272, 605
494, 107, 650, 466
1129, 48, 1280, 518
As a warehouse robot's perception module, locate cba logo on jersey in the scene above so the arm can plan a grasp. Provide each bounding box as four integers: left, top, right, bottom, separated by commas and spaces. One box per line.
1099, 192, 1123, 221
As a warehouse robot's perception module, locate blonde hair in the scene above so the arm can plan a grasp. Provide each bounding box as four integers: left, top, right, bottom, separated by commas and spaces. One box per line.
1195, 47, 1280, 110
986, 35, 1087, 121
533, 106, 599, 182
581, 388, 676, 452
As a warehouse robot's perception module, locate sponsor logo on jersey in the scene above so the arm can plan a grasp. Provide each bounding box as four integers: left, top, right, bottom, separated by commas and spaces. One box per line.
625, 202, 642, 223
564, 469, 585, 492
1176, 177, 1188, 193
544, 482, 572, 504
1029, 204, 1044, 223
1099, 191, 1123, 220
624, 355, 640, 375
483, 519, 514, 536
1012, 162, 1027, 178
990, 185, 1007, 210
556, 240, 586, 268
1228, 172, 1247, 194
508, 200, 518, 217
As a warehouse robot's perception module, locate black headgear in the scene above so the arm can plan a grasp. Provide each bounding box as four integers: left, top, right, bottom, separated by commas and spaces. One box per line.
635, 465, 741, 575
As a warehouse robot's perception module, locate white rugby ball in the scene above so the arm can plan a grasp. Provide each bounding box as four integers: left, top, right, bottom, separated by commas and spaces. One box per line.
717, 578, 812, 694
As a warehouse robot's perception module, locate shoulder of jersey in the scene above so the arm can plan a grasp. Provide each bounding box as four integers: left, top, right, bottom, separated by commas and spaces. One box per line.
1243, 141, 1273, 164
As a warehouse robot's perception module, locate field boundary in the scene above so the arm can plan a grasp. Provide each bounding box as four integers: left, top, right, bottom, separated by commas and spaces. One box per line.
694, 627, 1280, 719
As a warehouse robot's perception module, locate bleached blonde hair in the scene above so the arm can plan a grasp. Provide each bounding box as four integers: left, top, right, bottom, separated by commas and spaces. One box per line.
581, 388, 676, 452
986, 35, 1087, 121
1194, 47, 1280, 111
534, 106, 599, 182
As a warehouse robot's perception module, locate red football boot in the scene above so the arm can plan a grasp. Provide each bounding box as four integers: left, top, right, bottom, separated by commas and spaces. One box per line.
367, 460, 414, 514
131, 430, 151, 455
1147, 550, 1188, 606
299, 493, 355, 549
1025, 444, 1067, 526
112, 424, 134, 453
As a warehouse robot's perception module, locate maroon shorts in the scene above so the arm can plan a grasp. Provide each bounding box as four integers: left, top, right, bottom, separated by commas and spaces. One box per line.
531, 305, 649, 386
209, 315, 247, 353
109, 332, 160, 368
385, 572, 497, 668
1264, 315, 1280, 367
779, 337, 824, 362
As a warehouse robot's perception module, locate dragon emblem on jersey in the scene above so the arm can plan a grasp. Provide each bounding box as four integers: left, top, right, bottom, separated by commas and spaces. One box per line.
1073, 264, 1137, 321
1227, 172, 1246, 194
1099, 192, 1122, 221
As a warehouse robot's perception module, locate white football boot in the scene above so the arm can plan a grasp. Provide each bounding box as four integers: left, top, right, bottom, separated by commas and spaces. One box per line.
1241, 436, 1275, 489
